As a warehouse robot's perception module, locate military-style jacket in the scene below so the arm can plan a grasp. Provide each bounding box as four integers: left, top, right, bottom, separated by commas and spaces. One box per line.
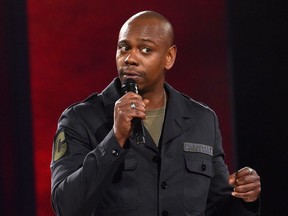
51, 78, 259, 216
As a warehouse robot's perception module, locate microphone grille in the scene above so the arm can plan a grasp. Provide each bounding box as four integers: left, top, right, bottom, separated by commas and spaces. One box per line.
121, 78, 138, 94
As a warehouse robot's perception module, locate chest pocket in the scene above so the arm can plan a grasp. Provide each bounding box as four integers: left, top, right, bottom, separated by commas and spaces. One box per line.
185, 156, 213, 177
183, 152, 214, 212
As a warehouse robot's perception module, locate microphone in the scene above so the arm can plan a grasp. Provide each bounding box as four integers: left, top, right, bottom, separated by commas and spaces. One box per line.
121, 78, 145, 144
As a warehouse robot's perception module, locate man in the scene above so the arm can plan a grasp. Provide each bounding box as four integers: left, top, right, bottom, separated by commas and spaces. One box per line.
51, 11, 261, 216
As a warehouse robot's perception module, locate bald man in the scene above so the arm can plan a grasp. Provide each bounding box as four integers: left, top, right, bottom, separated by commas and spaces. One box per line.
51, 11, 261, 216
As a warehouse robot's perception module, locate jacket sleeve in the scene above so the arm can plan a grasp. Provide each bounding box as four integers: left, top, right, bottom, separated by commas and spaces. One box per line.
205, 112, 260, 216
50, 106, 128, 216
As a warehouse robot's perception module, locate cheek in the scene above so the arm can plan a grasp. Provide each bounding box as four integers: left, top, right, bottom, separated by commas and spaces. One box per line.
116, 55, 124, 68
149, 60, 166, 76
145, 55, 165, 69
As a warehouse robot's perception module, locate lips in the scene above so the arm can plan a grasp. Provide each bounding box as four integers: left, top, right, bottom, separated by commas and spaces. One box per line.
121, 68, 142, 79
123, 71, 139, 76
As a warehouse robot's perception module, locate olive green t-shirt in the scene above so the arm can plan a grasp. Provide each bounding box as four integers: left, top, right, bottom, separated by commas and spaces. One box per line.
143, 106, 165, 147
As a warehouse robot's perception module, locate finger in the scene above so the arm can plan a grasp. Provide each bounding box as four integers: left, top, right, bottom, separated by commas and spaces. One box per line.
124, 92, 143, 102
232, 183, 261, 201
232, 179, 261, 202
131, 100, 147, 112
116, 99, 143, 115
236, 167, 254, 178
122, 93, 146, 110
231, 191, 259, 202
228, 173, 237, 186
235, 172, 260, 186
234, 181, 260, 193
128, 104, 147, 121
143, 98, 150, 106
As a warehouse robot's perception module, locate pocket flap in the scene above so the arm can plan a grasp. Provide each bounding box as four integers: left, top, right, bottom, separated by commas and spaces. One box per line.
184, 156, 213, 177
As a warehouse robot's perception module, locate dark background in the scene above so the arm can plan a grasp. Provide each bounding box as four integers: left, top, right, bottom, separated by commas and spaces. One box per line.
228, 1, 288, 215
1, 0, 287, 215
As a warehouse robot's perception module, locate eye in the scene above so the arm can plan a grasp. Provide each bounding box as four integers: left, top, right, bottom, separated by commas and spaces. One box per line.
118, 43, 130, 52
141, 47, 151, 54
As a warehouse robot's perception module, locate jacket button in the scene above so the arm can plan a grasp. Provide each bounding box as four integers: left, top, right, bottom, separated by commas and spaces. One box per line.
162, 210, 169, 216
161, 181, 168, 190
201, 163, 206, 171
152, 156, 161, 163
112, 149, 119, 156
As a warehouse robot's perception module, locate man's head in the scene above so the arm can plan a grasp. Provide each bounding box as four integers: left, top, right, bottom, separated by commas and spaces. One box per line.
116, 10, 177, 95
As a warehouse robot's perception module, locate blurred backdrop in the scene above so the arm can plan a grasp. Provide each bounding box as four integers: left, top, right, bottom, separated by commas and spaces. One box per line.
0, 0, 287, 215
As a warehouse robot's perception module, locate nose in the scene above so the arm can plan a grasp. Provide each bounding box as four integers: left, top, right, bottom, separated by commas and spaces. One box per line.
124, 51, 139, 66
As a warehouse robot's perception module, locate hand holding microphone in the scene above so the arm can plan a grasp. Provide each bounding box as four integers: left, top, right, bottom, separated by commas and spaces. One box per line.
113, 78, 149, 146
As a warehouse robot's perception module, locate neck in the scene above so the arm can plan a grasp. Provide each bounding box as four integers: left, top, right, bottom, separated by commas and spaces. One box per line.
145, 89, 166, 110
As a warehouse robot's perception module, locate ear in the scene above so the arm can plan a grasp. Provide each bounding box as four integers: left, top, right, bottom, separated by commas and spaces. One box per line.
165, 45, 177, 70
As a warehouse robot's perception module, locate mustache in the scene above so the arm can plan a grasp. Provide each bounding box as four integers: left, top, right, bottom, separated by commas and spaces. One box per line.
119, 67, 143, 77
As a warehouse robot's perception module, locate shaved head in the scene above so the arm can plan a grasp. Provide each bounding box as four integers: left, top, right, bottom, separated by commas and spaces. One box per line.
120, 10, 174, 47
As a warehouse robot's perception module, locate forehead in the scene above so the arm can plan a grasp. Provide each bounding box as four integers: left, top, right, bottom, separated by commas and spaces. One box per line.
118, 18, 169, 45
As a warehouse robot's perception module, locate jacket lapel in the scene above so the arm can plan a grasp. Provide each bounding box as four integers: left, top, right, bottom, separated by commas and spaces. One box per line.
161, 83, 191, 145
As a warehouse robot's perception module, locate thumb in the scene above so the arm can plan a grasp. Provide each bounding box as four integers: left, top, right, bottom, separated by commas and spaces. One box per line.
143, 99, 150, 106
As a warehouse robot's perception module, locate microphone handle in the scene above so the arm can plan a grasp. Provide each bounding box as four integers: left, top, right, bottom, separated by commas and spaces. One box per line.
132, 118, 145, 144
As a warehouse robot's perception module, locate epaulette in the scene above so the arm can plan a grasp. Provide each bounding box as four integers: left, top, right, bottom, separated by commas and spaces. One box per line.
180, 92, 210, 110
82, 92, 99, 103
65, 92, 99, 110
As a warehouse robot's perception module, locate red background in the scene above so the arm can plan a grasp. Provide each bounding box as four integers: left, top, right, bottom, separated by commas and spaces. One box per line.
27, 1, 232, 215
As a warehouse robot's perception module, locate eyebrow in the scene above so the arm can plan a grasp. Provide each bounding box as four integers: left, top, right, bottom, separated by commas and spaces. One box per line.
139, 38, 157, 45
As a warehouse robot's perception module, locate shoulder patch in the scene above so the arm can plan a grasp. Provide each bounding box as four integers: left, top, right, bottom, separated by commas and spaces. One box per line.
53, 130, 68, 162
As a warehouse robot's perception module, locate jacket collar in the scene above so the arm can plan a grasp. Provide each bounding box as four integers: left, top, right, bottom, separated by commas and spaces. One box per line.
101, 78, 123, 120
